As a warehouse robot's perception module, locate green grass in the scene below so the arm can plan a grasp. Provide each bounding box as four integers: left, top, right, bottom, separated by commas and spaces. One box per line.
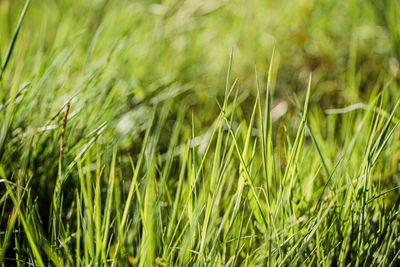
1, 0, 400, 265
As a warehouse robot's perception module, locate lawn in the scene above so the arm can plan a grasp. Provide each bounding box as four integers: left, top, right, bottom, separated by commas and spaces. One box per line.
1, 0, 400, 266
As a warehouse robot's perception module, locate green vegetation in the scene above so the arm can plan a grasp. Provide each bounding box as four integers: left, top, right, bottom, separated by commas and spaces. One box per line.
1, 0, 400, 265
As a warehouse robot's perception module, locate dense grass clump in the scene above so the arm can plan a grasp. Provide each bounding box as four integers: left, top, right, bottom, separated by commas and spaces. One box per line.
1, 0, 400, 266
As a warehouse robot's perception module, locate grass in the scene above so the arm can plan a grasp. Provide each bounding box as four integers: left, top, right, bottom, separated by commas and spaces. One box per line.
1, 0, 400, 265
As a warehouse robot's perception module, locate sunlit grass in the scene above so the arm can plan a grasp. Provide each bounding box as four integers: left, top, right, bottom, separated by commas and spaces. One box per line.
1, 0, 400, 266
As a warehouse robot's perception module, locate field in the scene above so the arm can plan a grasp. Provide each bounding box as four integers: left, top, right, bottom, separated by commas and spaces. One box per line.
1, 0, 400, 266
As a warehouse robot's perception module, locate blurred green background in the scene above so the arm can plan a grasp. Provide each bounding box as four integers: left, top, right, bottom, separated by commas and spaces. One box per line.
1, 0, 399, 131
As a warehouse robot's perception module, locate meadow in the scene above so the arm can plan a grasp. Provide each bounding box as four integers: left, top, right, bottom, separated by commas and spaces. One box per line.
1, 0, 400, 265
